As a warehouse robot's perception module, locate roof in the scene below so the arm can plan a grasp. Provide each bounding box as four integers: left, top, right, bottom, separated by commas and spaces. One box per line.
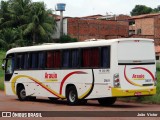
80, 14, 103, 19
155, 46, 160, 53
129, 13, 160, 20
6, 38, 153, 55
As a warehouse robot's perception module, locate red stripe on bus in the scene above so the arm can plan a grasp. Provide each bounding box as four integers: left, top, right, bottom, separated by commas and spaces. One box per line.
59, 71, 87, 95
131, 67, 155, 81
30, 78, 62, 98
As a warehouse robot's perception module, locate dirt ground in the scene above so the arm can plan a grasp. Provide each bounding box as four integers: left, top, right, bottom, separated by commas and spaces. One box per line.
0, 91, 159, 119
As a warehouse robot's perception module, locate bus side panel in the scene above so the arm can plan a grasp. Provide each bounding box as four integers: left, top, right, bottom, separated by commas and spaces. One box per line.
5, 82, 15, 95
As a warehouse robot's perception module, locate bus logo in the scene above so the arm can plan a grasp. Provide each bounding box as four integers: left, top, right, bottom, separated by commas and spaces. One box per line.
132, 74, 145, 80
45, 72, 58, 82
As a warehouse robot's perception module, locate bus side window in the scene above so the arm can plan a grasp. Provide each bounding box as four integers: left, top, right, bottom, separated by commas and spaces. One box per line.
71, 49, 79, 68
91, 47, 99, 67
31, 53, 38, 69
6, 57, 14, 74
24, 53, 29, 69
101, 47, 110, 68
53, 51, 61, 68
47, 51, 54, 68
16, 54, 24, 69
82, 48, 91, 67
62, 50, 70, 68
38, 52, 45, 69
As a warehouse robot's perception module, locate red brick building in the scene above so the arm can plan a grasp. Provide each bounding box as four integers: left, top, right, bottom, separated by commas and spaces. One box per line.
67, 18, 128, 41
129, 13, 160, 45
53, 15, 129, 41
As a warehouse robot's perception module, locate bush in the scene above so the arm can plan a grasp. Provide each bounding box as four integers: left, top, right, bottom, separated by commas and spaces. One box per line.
59, 35, 77, 43
0, 39, 8, 50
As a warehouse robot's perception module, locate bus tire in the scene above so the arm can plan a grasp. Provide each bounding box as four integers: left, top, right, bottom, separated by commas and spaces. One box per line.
17, 86, 28, 101
66, 86, 79, 105
98, 97, 117, 106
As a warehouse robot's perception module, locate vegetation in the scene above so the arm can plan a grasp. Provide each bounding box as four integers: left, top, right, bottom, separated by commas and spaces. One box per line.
0, 0, 56, 49
59, 35, 77, 43
0, 51, 5, 90
131, 5, 160, 16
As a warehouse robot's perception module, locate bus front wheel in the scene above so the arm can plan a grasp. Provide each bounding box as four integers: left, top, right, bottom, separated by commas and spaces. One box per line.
17, 86, 28, 101
98, 97, 117, 106
66, 86, 79, 105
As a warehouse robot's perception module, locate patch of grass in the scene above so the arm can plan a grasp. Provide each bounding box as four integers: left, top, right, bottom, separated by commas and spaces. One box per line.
0, 51, 6, 90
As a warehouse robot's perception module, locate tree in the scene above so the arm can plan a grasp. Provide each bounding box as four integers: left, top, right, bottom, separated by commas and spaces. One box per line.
23, 2, 56, 44
0, 0, 57, 48
131, 5, 153, 16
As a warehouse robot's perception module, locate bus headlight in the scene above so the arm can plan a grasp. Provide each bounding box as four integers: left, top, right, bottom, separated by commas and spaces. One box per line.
113, 73, 121, 88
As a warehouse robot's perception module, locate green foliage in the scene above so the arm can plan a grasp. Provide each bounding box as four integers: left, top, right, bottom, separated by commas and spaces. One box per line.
131, 5, 160, 16
0, 0, 57, 49
59, 35, 77, 43
0, 51, 6, 90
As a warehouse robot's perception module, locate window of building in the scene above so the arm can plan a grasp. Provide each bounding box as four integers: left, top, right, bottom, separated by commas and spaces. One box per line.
156, 56, 159, 60
137, 29, 141, 35
101, 47, 110, 68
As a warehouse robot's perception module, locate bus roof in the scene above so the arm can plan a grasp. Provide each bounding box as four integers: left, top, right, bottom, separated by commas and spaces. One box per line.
6, 38, 153, 55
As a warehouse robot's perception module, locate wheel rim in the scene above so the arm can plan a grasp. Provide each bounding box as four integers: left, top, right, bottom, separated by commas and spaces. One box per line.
69, 90, 76, 102
20, 89, 26, 99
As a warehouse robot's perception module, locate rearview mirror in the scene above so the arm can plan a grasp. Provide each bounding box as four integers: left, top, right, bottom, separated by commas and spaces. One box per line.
2, 63, 5, 70
2, 59, 5, 70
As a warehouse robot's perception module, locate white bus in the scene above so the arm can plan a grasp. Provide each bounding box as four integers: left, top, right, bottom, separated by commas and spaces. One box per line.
3, 38, 156, 106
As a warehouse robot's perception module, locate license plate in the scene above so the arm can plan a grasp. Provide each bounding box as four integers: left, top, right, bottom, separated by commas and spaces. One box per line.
135, 92, 142, 96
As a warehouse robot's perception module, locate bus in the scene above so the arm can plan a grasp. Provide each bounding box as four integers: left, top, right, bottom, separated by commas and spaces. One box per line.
3, 38, 156, 106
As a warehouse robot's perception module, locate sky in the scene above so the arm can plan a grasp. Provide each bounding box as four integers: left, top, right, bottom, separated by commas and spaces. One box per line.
32, 0, 160, 17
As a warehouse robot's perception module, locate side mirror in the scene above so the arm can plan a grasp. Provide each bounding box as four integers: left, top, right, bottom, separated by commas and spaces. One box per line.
2, 59, 5, 70
2, 63, 5, 70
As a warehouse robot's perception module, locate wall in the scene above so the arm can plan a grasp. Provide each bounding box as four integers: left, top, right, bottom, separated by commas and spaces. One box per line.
135, 18, 154, 35
52, 18, 68, 39
67, 18, 129, 41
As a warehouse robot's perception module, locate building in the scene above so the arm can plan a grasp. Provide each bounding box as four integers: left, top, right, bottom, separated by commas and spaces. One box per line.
52, 15, 129, 41
129, 13, 160, 45
155, 46, 160, 63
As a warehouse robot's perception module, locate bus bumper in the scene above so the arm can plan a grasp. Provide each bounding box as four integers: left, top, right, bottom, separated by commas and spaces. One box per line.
111, 87, 156, 97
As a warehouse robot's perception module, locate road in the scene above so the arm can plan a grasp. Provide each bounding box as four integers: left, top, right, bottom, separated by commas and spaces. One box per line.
0, 91, 160, 120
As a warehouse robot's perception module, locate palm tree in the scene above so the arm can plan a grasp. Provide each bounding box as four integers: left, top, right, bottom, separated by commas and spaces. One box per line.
23, 2, 56, 44
9, 0, 31, 27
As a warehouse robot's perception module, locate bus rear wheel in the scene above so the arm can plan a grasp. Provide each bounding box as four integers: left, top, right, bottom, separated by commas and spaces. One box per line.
98, 97, 117, 106
66, 86, 79, 105
17, 86, 28, 101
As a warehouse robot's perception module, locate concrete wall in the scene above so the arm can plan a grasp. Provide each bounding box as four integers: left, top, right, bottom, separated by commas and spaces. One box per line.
52, 18, 68, 39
